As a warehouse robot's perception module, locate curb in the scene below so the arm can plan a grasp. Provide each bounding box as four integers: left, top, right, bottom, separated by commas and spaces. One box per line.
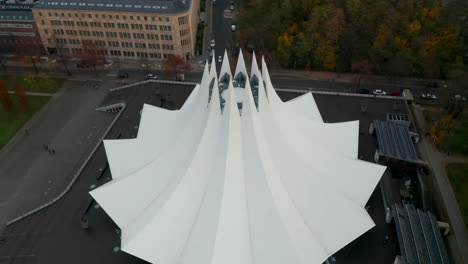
110, 79, 197, 92
275, 88, 407, 100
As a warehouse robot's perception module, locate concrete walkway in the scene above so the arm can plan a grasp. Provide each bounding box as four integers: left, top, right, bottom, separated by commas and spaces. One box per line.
0, 80, 115, 235
412, 104, 468, 264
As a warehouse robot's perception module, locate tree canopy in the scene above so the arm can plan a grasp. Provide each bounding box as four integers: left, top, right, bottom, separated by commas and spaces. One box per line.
237, 0, 468, 79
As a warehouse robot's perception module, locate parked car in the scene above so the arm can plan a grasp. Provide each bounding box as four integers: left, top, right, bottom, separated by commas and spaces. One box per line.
209, 49, 215, 61
118, 73, 129, 78
421, 93, 437, 99
454, 95, 466, 101
372, 89, 387, 95
218, 56, 222, 63
210, 39, 215, 47
145, 74, 158, 79
391, 90, 402, 96
359, 89, 371, 94
230, 4, 235, 10
231, 24, 236, 32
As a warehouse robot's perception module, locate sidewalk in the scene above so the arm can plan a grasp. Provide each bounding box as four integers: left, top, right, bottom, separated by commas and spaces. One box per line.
412, 104, 468, 264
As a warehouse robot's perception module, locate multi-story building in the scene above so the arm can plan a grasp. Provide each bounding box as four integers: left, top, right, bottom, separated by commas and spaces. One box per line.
0, 0, 45, 55
32, 0, 200, 61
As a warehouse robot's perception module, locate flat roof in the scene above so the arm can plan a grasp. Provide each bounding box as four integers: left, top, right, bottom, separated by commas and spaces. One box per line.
374, 120, 418, 163
393, 204, 449, 264
33, 0, 191, 14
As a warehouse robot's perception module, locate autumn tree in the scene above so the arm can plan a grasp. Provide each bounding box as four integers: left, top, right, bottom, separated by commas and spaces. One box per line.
52, 33, 72, 76
236, 0, 466, 78
14, 83, 29, 110
0, 79, 13, 110
81, 41, 104, 76
351, 60, 374, 90
162, 55, 191, 78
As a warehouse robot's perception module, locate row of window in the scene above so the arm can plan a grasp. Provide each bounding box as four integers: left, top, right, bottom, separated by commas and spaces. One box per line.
178, 16, 188, 26
47, 38, 174, 50
39, 11, 172, 23
49, 45, 174, 59
43, 19, 172, 32
46, 28, 173, 41
180, 29, 189, 37
0, 23, 33, 29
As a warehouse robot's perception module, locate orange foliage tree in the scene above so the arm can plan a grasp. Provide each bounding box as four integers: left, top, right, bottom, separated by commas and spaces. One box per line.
162, 55, 191, 78
0, 79, 13, 110
14, 83, 29, 110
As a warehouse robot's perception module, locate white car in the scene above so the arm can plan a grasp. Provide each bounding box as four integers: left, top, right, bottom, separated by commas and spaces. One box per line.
210, 39, 215, 47
231, 24, 236, 32
218, 56, 222, 63
145, 74, 158, 80
421, 93, 437, 100
230, 5, 234, 10
372, 89, 387, 95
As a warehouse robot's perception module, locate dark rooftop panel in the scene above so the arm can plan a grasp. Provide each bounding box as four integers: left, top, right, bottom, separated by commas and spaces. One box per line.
375, 120, 418, 162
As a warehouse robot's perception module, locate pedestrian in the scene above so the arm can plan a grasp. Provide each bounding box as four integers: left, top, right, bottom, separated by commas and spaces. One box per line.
52, 149, 55, 155
25, 129, 30, 135
44, 144, 49, 151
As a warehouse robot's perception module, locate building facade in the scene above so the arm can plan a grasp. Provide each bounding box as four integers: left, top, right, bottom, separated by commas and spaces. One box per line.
0, 1, 45, 55
32, 0, 200, 61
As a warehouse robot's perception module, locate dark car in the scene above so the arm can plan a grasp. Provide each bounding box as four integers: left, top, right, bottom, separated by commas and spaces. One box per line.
359, 89, 371, 94
118, 73, 129, 78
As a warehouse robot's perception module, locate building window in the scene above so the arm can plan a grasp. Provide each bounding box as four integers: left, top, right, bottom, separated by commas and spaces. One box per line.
44, 29, 48, 34
130, 16, 133, 20
68, 13, 71, 17
102, 14, 105, 19
39, 12, 43, 16
166, 17, 169, 22
123, 15, 126, 20
41, 20, 45, 25
116, 15, 119, 19
158, 17, 162, 22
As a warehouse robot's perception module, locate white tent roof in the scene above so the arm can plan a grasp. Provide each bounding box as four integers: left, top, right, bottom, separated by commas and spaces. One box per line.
90, 52, 386, 264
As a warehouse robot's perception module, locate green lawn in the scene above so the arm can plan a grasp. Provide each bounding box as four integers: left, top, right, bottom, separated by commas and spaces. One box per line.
0, 96, 50, 149
437, 113, 468, 155
1, 74, 64, 94
447, 163, 468, 229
